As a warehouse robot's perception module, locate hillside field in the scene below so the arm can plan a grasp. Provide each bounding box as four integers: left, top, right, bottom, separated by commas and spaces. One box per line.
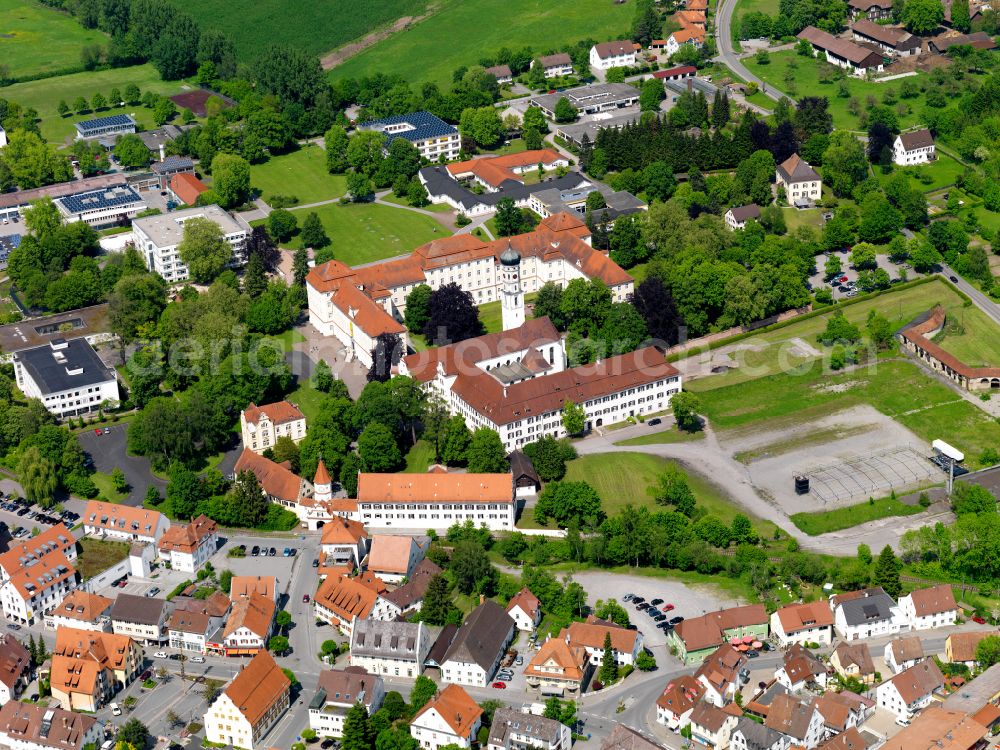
331, 0, 634, 88
164, 0, 428, 61
0, 0, 108, 80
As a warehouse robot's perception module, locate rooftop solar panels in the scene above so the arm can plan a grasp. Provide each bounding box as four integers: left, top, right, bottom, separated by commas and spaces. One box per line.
74, 114, 136, 134
56, 186, 143, 215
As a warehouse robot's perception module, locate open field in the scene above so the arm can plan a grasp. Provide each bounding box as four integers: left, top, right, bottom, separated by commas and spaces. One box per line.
76, 538, 130, 579
743, 51, 927, 131
331, 0, 633, 88
404, 440, 436, 472
2, 64, 187, 144
733, 0, 780, 18
165, 0, 428, 60
0, 0, 108, 80
250, 146, 346, 205
678, 279, 967, 389
563, 452, 776, 535
281, 380, 325, 425
934, 303, 1000, 367
287, 202, 448, 266
880, 152, 968, 194
614, 428, 705, 446
790, 495, 924, 535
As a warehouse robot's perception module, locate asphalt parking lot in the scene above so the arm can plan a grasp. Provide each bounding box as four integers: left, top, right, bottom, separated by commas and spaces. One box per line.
808, 251, 909, 300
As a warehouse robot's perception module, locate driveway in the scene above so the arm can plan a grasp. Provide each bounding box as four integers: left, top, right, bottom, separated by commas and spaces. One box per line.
78, 425, 165, 506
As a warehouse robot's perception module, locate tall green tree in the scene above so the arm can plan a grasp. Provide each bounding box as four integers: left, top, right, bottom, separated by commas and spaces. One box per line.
561, 400, 586, 436
598, 632, 619, 684
341, 702, 370, 750
17, 447, 57, 508
409, 675, 438, 713
466, 428, 508, 473
873, 545, 902, 598
209, 152, 251, 209
902, 0, 944, 33
177, 216, 232, 283
358, 422, 402, 472
299, 212, 329, 249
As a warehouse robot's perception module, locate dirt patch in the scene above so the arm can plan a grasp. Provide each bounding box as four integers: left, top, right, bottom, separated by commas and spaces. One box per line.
735, 423, 876, 464
813, 380, 862, 394
885, 52, 953, 75
788, 337, 822, 359
321, 5, 440, 70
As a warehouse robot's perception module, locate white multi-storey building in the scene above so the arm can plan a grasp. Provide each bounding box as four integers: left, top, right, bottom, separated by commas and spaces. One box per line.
589, 40, 637, 70
893, 129, 936, 165
899, 584, 958, 630
488, 708, 572, 750
776, 154, 823, 206
157, 514, 218, 573
239, 401, 307, 454
54, 185, 147, 227
13, 338, 120, 419
358, 111, 461, 162
132, 204, 249, 283
82, 501, 170, 544
0, 526, 78, 626
875, 659, 944, 720
349, 620, 430, 678
440, 601, 515, 687
770, 601, 834, 646
204, 651, 290, 750
410, 684, 483, 750
309, 669, 385, 739
831, 588, 905, 641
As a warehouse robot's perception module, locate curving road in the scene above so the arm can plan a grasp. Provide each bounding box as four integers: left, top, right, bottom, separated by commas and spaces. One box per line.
714, 0, 796, 105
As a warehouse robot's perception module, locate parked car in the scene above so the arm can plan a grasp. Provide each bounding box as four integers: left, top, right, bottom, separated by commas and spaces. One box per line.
650, 598, 663, 606
94, 428, 102, 435
747, 650, 759, 658
312, 558, 320, 568
949, 276, 959, 283
269, 547, 277, 556
251, 546, 260, 556
190, 656, 205, 663
6, 623, 20, 631
648, 418, 662, 426
498, 674, 512, 681
515, 656, 523, 666
111, 703, 121, 716
145, 587, 160, 598
153, 651, 167, 659
653, 613, 667, 622
631, 596, 645, 604
662, 603, 675, 612
669, 616, 685, 624
140, 670, 152, 681
622, 593, 634, 602
973, 616, 987, 624
491, 681, 506, 689
283, 548, 291, 557
288, 548, 296, 556
103, 427, 110, 434
303, 594, 311, 603
169, 654, 183, 660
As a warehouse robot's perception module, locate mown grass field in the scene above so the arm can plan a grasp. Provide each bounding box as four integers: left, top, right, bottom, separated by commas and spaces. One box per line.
743, 51, 927, 131
287, 202, 448, 266
165, 0, 428, 60
934, 303, 1000, 368
92, 471, 129, 503
0, 0, 109, 80
683, 279, 967, 389
250, 146, 346, 205
614, 429, 705, 446
404, 439, 436, 472
733, 0, 781, 18
878, 152, 968, 194
2, 64, 187, 144
331, 0, 633, 88
790, 496, 924, 535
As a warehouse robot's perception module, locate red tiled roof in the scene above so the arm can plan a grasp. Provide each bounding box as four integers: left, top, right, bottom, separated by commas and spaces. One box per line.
242, 400, 304, 426
170, 172, 208, 206
234, 448, 305, 503
358, 471, 513, 505
223, 650, 290, 726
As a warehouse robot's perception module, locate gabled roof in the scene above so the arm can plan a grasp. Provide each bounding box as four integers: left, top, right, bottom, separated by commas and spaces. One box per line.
507, 587, 541, 619
814, 691, 870, 731
851, 18, 920, 49
728, 204, 762, 222
0, 701, 98, 750
881, 707, 988, 750
315, 575, 379, 623
524, 637, 588, 683
834, 588, 897, 626
601, 723, 666, 750
242, 400, 304, 426
797, 26, 885, 66
382, 559, 442, 610
231, 575, 276, 600
764, 694, 818, 740
109, 593, 166, 626
413, 683, 483, 738
776, 153, 822, 184
49, 591, 112, 624
442, 600, 515, 671
564, 616, 639, 654
234, 448, 306, 504
538, 53, 573, 67
351, 620, 423, 660
0, 636, 29, 690
221, 650, 290, 726
489, 707, 567, 747
834, 642, 875, 675
485, 64, 513, 79
887, 636, 925, 664
224, 592, 275, 640
776, 601, 833, 634
593, 40, 636, 58
696, 645, 748, 693
674, 604, 768, 652
321, 517, 368, 546
367, 535, 420, 575
358, 472, 514, 505
906, 583, 955, 616
316, 667, 384, 710
158, 514, 217, 555
734, 716, 786, 750
656, 674, 706, 715
53, 626, 137, 674
818, 726, 867, 750
782, 644, 827, 684
360, 111, 457, 145
170, 172, 208, 206
83, 501, 165, 537
886, 659, 945, 704
691, 701, 741, 732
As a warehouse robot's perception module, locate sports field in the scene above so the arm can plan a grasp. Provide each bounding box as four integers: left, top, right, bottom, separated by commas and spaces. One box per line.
331, 0, 633, 88
0, 0, 108, 80
1, 64, 186, 144
165, 0, 428, 60
250, 146, 347, 206
287, 202, 448, 266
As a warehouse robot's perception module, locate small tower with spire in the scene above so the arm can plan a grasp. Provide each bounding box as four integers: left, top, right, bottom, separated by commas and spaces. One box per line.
314, 458, 332, 503
500, 241, 524, 331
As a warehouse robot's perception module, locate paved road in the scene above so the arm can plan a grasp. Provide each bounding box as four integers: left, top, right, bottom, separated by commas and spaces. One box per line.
940, 265, 1000, 326
714, 0, 795, 104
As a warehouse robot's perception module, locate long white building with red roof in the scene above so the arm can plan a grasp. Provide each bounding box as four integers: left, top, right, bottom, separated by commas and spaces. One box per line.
306, 213, 632, 368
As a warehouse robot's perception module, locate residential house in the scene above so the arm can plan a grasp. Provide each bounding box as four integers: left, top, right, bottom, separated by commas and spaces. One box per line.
696, 645, 750, 707
45, 591, 112, 633
730, 716, 790, 750
814, 691, 872, 734
775, 644, 828, 691
314, 574, 384, 636
771, 601, 834, 647
233, 448, 314, 516
537, 53, 574, 78
666, 28, 705, 56
689, 702, 742, 750
725, 204, 762, 231
349, 620, 431, 678
929, 31, 997, 53
669, 605, 768, 664
601, 724, 668, 750
0, 701, 102, 750
507, 588, 542, 632
158, 514, 218, 573
0, 636, 30, 706
239, 401, 307, 454
899, 584, 956, 628
366, 535, 424, 585
589, 41, 637, 70
168, 593, 230, 654
565, 616, 643, 668
881, 707, 989, 750
82, 501, 169, 544
12, 338, 120, 419
410, 684, 483, 750
230, 575, 278, 603
830, 642, 876, 685
876, 658, 945, 720
358, 111, 461, 162
524, 637, 591, 697
816, 727, 868, 750
485, 65, 513, 84
850, 19, 921, 56
488, 707, 572, 750
223, 592, 275, 656
831, 587, 903, 641
796, 26, 885, 76
320, 518, 370, 570
132, 205, 249, 283
848, 0, 893, 19
380, 559, 443, 620
763, 694, 826, 749
308, 667, 385, 739
656, 674, 706, 730
441, 600, 516, 687
204, 650, 291, 750
0, 526, 78, 626
776, 153, 823, 206
885, 637, 925, 675
109, 594, 168, 645
946, 631, 1000, 668
892, 129, 936, 167
48, 627, 142, 712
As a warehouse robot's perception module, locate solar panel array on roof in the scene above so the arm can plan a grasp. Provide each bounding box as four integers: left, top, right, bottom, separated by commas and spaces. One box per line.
75, 114, 135, 133
56, 186, 142, 214
0, 234, 20, 266
361, 111, 457, 145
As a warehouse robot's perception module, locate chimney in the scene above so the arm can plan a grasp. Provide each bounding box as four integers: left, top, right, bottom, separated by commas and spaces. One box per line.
159, 143, 165, 161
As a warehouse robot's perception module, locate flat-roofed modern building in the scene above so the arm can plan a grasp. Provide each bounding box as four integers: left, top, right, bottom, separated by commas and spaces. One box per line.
74, 114, 136, 140
54, 185, 147, 228
13, 338, 119, 418
132, 204, 250, 283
